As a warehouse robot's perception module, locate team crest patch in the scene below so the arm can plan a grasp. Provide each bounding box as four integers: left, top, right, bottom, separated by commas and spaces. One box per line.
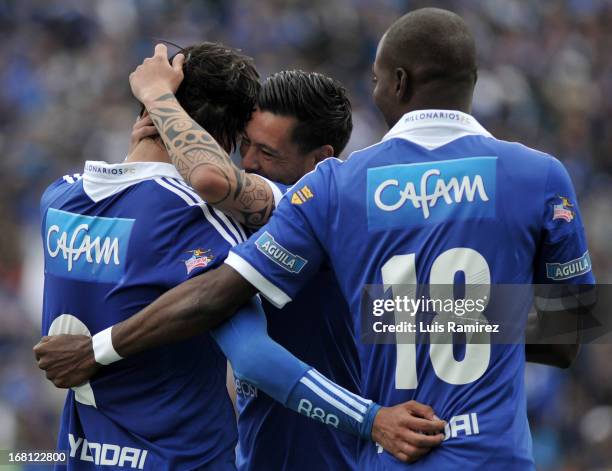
552, 195, 574, 222
184, 249, 214, 274
546, 251, 591, 281
255, 231, 307, 273
291, 185, 314, 205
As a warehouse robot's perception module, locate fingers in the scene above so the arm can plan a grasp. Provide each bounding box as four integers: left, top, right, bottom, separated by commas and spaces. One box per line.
403, 429, 445, 448
133, 126, 159, 142
405, 400, 436, 420
132, 115, 157, 143
172, 53, 185, 72
33, 336, 51, 361
134, 114, 153, 128
402, 415, 446, 434
154, 43, 167, 59
394, 443, 432, 463
45, 370, 70, 389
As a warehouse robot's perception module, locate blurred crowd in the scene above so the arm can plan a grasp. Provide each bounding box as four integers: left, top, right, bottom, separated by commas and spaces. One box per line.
1, 0, 611, 469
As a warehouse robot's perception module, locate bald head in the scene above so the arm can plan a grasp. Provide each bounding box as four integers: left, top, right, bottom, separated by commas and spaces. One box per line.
372, 8, 477, 127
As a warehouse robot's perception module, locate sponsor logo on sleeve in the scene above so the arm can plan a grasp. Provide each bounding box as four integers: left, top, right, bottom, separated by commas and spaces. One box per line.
255, 231, 307, 273
184, 248, 214, 274
546, 251, 592, 280
552, 195, 575, 223
45, 208, 134, 283
291, 185, 314, 205
367, 157, 497, 229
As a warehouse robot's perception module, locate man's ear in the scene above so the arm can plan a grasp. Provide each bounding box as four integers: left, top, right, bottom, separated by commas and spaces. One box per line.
303, 144, 335, 172
395, 67, 411, 102
312, 144, 335, 164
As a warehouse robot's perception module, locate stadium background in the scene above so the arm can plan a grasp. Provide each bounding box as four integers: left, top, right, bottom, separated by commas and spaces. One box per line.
1, 0, 611, 469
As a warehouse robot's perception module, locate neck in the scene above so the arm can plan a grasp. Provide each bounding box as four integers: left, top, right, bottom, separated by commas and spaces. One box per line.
390, 88, 473, 128
408, 96, 472, 114
125, 138, 171, 164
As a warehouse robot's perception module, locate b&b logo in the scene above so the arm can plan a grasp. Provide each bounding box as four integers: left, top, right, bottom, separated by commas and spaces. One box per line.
367, 157, 497, 229
45, 208, 134, 283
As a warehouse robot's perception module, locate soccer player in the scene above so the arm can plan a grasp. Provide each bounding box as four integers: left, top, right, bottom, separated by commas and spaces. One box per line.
36, 8, 595, 469
131, 69, 366, 470
122, 57, 447, 467
36, 42, 443, 469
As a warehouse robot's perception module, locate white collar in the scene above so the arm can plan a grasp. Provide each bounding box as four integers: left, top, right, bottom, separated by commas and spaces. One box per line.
83, 160, 184, 202
382, 109, 492, 150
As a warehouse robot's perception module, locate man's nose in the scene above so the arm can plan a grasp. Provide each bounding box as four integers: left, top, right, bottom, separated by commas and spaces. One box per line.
241, 146, 260, 172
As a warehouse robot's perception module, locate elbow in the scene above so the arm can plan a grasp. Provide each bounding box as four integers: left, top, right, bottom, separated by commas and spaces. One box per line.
189, 167, 228, 203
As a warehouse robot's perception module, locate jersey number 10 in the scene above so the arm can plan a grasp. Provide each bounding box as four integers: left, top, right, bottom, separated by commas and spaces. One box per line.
381, 248, 491, 388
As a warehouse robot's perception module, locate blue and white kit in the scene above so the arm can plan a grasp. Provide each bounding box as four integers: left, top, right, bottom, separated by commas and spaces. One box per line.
227, 110, 595, 470
41, 160, 379, 470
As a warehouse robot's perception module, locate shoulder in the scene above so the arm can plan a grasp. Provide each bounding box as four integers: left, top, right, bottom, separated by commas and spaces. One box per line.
40, 173, 83, 215
143, 176, 247, 247
485, 137, 557, 168
508, 140, 571, 184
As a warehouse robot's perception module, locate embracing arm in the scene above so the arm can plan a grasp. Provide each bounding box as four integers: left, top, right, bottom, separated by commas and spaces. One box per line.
129, 45, 276, 230
34, 264, 257, 385
34, 263, 446, 462
110, 264, 256, 357
144, 93, 276, 229
212, 298, 446, 461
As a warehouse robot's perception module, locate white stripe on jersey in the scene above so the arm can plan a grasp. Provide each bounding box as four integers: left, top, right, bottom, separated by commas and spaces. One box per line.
154, 177, 238, 247
299, 376, 364, 423
154, 177, 194, 205
223, 210, 247, 242
63, 173, 83, 184
235, 219, 247, 242
199, 203, 238, 247
211, 207, 246, 243
167, 178, 241, 246
308, 369, 371, 413
171, 178, 247, 244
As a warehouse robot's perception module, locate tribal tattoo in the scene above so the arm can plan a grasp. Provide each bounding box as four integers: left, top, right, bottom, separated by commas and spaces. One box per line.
147, 93, 275, 229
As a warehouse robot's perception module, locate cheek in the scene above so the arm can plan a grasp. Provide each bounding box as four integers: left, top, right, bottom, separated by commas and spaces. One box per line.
372, 85, 382, 107
373, 83, 394, 116
259, 159, 282, 180
270, 160, 302, 185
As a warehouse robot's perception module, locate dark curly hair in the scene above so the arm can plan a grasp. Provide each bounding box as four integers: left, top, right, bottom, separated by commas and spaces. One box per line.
258, 70, 352, 157
173, 42, 260, 152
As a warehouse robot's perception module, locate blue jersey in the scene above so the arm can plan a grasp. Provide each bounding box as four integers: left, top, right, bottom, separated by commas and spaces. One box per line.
41, 161, 247, 470
235, 180, 360, 471
226, 110, 595, 470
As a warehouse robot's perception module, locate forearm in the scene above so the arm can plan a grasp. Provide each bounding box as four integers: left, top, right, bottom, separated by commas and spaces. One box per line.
143, 93, 275, 229
107, 265, 255, 359
211, 300, 380, 439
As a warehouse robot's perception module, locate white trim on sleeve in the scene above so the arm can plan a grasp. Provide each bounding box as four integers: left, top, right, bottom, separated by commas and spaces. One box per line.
225, 251, 292, 308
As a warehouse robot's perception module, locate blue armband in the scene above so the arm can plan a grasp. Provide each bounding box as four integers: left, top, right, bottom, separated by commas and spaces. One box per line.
211, 297, 380, 440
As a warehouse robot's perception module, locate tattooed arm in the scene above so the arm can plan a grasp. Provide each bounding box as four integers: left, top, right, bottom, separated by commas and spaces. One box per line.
129, 44, 276, 230
146, 94, 275, 229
